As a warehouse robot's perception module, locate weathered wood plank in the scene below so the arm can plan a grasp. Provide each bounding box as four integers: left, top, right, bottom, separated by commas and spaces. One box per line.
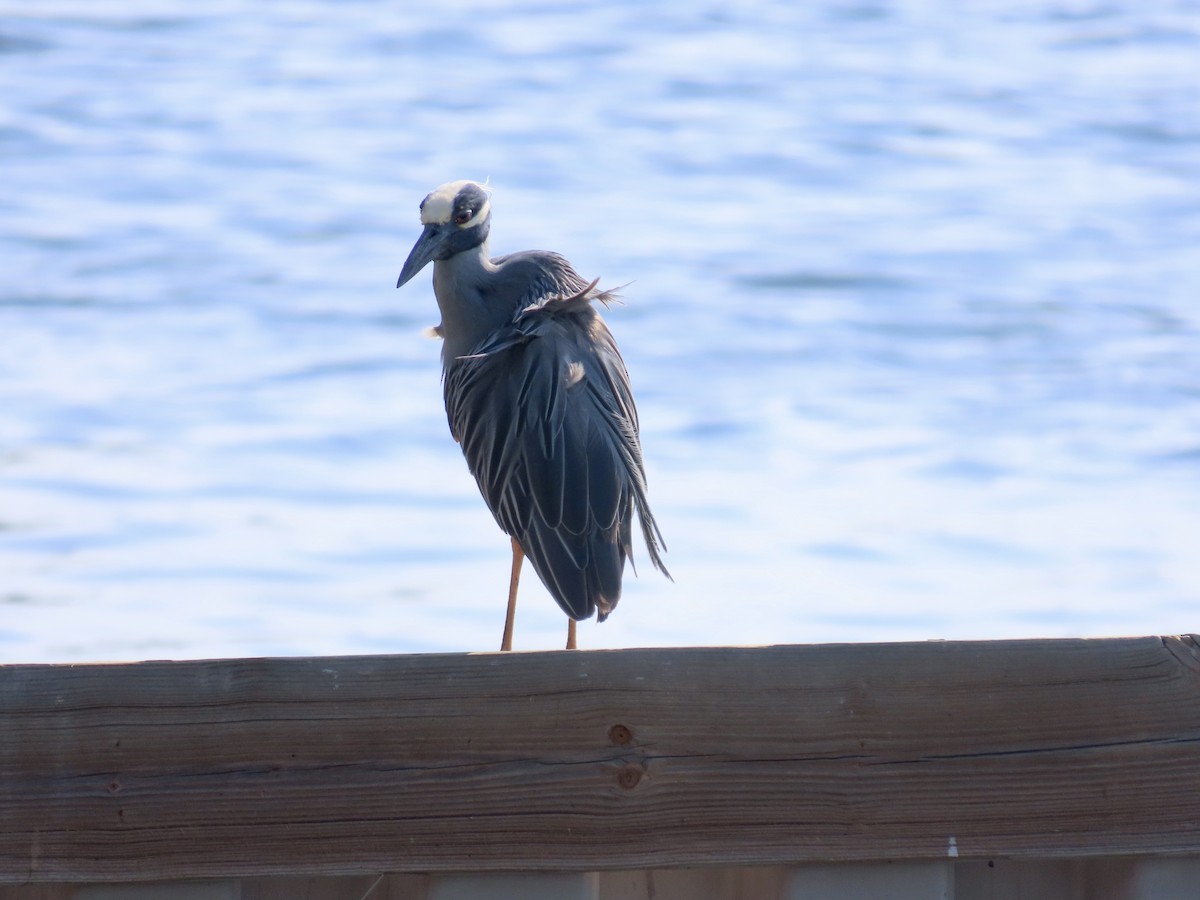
954, 858, 1135, 900
597, 866, 790, 900
3, 860, 1200, 900
2, 637, 1199, 883
783, 862, 953, 899
427, 873, 597, 900
73, 884, 238, 900
1125, 857, 1200, 900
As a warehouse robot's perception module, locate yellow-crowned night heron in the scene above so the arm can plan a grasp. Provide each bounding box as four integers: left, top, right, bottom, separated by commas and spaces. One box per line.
395, 180, 670, 650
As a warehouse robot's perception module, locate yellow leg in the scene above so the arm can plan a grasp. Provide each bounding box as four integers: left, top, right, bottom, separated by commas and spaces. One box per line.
566, 618, 577, 650
502, 537, 523, 652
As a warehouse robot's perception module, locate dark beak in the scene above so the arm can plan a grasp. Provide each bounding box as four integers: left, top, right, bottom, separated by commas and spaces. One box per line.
396, 224, 448, 288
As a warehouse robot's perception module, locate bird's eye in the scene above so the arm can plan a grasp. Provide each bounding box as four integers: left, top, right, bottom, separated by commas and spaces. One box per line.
454, 209, 473, 225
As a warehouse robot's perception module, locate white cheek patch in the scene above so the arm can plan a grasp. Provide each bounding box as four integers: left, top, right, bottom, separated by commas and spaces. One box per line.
420, 179, 487, 225
465, 196, 490, 228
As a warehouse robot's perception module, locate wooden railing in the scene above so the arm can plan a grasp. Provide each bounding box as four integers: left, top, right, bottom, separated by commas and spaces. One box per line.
2, 636, 1199, 899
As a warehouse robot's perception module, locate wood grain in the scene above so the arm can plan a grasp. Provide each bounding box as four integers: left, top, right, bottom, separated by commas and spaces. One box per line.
2, 637, 1199, 883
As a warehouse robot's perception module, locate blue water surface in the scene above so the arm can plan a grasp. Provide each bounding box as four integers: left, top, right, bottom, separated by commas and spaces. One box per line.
2, 1, 1199, 661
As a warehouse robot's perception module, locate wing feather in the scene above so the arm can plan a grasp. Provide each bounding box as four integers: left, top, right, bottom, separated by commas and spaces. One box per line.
443, 269, 669, 622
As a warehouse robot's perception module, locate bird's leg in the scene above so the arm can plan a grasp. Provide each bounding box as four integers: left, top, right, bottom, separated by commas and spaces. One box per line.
566, 618, 577, 651
502, 537, 523, 652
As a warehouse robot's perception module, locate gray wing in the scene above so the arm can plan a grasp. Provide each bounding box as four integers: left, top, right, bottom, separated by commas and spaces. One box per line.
444, 280, 668, 622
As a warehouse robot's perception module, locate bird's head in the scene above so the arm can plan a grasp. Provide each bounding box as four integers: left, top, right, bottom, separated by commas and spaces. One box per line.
396, 180, 492, 288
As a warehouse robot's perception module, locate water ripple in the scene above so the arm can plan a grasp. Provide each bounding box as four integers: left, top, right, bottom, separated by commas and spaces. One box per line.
2, 0, 1198, 661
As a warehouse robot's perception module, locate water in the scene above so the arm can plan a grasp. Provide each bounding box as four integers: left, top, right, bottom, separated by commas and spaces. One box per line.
2, 1, 1199, 662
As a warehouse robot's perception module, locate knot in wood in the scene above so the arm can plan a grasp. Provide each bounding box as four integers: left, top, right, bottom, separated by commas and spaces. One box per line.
617, 764, 643, 790
608, 723, 633, 746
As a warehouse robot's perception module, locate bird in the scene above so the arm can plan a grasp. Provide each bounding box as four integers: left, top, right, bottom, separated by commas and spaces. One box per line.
395, 180, 670, 651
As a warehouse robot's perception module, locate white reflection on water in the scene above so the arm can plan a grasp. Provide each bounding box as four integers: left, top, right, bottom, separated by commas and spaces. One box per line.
2, 1, 1198, 661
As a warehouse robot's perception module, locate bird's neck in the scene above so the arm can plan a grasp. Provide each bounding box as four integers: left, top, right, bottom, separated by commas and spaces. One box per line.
432, 241, 504, 366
